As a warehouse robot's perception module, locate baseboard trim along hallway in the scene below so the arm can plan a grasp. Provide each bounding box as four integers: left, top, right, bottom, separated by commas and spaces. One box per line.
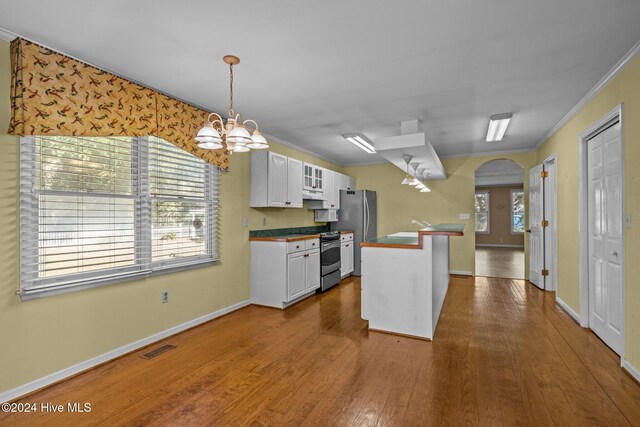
556, 297, 581, 325
622, 358, 640, 384
0, 299, 251, 403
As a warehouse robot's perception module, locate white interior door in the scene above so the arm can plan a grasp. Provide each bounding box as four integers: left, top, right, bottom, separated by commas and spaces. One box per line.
528, 164, 544, 289
587, 122, 623, 355
543, 158, 557, 292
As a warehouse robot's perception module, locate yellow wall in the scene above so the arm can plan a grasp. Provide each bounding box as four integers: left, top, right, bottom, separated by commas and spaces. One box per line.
344, 151, 536, 275
0, 39, 342, 394
536, 54, 640, 366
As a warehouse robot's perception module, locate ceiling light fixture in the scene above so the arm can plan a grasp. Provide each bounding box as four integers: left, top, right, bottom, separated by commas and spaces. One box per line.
415, 169, 431, 193
486, 113, 513, 142
401, 154, 414, 184
343, 133, 376, 154
195, 55, 269, 152
408, 162, 421, 186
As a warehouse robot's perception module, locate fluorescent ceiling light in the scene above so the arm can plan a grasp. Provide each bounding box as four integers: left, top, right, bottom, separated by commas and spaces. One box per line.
343, 133, 376, 154
486, 113, 512, 142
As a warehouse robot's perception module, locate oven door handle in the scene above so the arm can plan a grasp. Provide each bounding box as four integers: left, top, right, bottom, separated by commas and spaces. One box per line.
321, 241, 341, 250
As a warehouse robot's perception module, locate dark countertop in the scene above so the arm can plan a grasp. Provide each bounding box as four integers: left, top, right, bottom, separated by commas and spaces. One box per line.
361, 224, 465, 249
249, 229, 353, 242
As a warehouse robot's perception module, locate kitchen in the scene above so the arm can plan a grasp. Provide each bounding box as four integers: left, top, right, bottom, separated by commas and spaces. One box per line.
248, 137, 464, 340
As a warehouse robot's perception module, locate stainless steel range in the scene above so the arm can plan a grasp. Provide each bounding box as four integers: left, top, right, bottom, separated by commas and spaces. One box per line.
318, 231, 341, 292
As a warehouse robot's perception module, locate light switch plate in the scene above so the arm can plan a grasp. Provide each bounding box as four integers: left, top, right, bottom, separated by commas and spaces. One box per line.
243, 218, 249, 227
459, 213, 471, 220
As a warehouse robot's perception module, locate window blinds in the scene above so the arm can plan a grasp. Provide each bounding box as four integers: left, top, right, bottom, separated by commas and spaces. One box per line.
20, 135, 219, 299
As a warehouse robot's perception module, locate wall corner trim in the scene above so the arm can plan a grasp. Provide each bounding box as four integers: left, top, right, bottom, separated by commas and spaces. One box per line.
0, 26, 17, 42
536, 37, 640, 149
556, 296, 581, 325
450, 270, 473, 276
622, 358, 640, 383
0, 299, 251, 403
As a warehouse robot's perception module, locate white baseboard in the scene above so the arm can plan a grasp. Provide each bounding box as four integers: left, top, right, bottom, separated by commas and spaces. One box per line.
476, 244, 525, 248
0, 299, 250, 403
450, 270, 473, 276
622, 358, 640, 383
556, 297, 581, 325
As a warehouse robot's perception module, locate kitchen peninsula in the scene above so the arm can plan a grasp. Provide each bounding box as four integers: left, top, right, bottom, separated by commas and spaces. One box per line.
360, 224, 465, 340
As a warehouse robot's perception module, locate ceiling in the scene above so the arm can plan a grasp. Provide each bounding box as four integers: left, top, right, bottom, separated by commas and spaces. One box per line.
1, 0, 640, 166
475, 160, 524, 186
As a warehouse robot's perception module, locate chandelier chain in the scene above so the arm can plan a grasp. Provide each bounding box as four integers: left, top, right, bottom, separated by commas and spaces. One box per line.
229, 63, 234, 117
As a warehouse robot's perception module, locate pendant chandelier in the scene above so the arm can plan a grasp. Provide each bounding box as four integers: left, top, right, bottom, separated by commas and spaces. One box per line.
195, 55, 269, 152
400, 155, 430, 192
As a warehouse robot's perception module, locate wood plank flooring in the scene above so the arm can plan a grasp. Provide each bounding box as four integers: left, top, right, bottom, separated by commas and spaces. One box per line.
475, 247, 525, 279
2, 276, 640, 426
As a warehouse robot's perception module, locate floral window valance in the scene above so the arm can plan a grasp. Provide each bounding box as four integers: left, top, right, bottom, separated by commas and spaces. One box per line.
8, 38, 229, 170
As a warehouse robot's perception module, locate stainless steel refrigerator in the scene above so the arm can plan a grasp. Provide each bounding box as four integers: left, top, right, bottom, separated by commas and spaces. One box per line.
330, 190, 377, 276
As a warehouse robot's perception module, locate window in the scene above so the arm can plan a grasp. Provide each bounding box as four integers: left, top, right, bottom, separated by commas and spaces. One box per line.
511, 189, 525, 233
20, 135, 219, 299
475, 191, 490, 233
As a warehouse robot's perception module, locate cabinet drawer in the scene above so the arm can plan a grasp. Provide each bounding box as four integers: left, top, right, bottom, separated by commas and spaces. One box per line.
341, 232, 354, 242
287, 241, 306, 253
305, 238, 319, 250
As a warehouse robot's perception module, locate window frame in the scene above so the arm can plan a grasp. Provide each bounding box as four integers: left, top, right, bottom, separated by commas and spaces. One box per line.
19, 135, 220, 300
475, 190, 490, 234
510, 189, 525, 234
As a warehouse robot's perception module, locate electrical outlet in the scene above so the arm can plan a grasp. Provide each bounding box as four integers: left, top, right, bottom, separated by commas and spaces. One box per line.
458, 213, 471, 220
243, 218, 249, 227
262, 216, 267, 226
162, 291, 169, 303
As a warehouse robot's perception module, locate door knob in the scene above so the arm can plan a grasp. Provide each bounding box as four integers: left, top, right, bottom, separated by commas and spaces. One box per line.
526, 229, 531, 233
612, 251, 618, 257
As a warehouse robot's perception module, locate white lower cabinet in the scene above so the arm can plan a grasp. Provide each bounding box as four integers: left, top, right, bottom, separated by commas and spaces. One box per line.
340, 233, 354, 277
287, 251, 307, 300
251, 238, 320, 309
287, 249, 320, 300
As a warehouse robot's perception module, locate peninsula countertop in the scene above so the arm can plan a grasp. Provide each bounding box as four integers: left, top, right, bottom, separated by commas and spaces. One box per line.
361, 223, 465, 249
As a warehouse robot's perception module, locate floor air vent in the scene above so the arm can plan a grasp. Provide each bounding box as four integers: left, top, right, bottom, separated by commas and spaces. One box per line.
140, 344, 176, 359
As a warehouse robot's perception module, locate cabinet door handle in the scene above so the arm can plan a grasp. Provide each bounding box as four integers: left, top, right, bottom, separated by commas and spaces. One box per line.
346, 244, 349, 247
296, 245, 300, 249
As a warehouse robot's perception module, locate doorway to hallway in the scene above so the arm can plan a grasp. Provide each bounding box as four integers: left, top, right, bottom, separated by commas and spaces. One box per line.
474, 159, 525, 279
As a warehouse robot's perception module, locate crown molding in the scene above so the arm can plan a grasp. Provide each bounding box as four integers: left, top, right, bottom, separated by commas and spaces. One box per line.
536, 37, 640, 149
0, 26, 17, 42
261, 132, 342, 166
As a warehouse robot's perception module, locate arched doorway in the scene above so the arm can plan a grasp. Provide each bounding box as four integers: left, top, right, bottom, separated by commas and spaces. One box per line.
474, 159, 525, 279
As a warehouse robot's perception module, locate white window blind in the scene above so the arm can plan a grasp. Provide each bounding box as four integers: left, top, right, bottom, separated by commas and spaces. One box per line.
20, 135, 219, 299
474, 191, 490, 233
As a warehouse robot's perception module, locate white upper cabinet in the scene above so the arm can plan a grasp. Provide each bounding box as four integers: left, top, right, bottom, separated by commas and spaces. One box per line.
330, 171, 341, 209
252, 152, 354, 210
268, 152, 288, 207
250, 151, 303, 208
303, 163, 314, 191
287, 158, 303, 208
339, 173, 355, 191
303, 162, 324, 200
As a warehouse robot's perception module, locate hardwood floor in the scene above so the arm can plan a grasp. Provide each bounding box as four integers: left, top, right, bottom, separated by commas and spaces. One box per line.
3, 276, 640, 426
475, 246, 525, 279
